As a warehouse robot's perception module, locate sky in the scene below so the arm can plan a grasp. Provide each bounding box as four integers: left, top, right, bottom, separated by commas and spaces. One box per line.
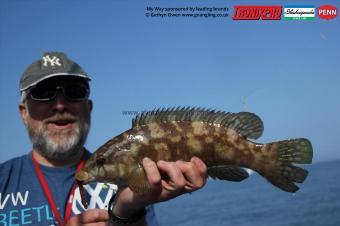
0, 0, 339, 164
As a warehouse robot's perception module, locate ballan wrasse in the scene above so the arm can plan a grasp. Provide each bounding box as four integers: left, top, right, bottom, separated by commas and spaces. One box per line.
76, 107, 313, 203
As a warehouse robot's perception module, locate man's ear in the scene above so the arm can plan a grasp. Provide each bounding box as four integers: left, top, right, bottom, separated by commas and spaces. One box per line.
19, 103, 28, 126
88, 99, 93, 112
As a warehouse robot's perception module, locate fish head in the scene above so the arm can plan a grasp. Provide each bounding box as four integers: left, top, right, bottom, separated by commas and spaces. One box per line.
75, 149, 123, 185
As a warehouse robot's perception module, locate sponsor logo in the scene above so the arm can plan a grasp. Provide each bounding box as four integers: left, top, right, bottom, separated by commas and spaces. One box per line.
233, 6, 282, 20
284, 5, 315, 20
318, 5, 337, 20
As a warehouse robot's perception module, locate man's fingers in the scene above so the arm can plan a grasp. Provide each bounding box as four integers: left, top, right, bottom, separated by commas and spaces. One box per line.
67, 209, 109, 225
78, 209, 109, 223
175, 160, 199, 187
191, 156, 208, 179
79, 223, 108, 226
135, 157, 207, 204
142, 157, 162, 189
175, 159, 207, 191
157, 160, 187, 192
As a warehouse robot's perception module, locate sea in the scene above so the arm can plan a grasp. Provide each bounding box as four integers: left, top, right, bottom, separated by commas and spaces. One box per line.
154, 159, 340, 226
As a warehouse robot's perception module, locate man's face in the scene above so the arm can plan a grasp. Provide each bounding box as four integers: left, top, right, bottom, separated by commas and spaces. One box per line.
19, 77, 92, 161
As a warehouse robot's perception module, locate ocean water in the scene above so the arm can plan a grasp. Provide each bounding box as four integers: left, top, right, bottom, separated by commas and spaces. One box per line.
155, 159, 340, 226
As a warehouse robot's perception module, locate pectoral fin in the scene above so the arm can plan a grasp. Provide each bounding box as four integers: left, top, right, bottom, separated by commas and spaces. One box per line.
127, 164, 151, 194
208, 165, 249, 182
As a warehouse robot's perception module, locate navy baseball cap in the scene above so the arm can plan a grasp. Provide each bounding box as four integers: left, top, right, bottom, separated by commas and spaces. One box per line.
19, 52, 91, 92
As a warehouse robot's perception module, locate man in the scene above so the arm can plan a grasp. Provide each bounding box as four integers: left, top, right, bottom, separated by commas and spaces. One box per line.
0, 52, 207, 226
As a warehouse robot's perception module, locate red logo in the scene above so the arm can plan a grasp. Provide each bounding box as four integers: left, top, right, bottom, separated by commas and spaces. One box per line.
233, 6, 282, 20
318, 5, 337, 20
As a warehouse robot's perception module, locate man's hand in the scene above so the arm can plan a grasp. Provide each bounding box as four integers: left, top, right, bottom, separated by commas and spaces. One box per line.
112, 156, 207, 219
66, 209, 109, 226
67, 157, 207, 226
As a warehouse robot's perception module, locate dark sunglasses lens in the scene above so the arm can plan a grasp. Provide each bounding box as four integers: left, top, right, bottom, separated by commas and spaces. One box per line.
64, 85, 88, 100
30, 86, 55, 100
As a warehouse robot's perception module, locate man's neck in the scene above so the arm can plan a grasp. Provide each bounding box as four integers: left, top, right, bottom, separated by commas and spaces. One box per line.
32, 149, 84, 167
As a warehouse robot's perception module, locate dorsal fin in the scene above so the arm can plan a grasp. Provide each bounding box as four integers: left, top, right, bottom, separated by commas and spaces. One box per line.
132, 107, 264, 139
222, 112, 264, 139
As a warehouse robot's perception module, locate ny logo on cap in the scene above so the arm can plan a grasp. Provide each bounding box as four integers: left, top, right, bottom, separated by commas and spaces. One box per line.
42, 55, 62, 67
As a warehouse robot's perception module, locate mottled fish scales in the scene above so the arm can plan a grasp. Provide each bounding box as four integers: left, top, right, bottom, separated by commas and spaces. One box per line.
76, 107, 313, 195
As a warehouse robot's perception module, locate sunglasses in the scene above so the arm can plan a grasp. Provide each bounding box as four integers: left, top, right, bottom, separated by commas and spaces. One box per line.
29, 84, 89, 101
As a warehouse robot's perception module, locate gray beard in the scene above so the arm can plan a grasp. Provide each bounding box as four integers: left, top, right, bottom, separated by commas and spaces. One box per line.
27, 120, 90, 161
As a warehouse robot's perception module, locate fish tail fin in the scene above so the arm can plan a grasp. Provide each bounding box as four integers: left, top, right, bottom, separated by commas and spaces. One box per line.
262, 138, 313, 193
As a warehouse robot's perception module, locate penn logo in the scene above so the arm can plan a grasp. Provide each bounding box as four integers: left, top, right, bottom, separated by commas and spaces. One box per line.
318, 5, 337, 20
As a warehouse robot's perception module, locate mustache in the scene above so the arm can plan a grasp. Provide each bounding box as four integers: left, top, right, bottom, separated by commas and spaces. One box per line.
44, 112, 79, 123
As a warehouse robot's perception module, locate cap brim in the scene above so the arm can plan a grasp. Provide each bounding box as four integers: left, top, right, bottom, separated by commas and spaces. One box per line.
20, 73, 91, 92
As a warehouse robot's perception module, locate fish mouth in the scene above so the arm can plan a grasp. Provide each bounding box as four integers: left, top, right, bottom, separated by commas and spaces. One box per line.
75, 170, 91, 183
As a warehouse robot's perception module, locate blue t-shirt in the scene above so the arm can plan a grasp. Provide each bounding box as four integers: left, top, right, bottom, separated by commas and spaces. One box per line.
0, 152, 158, 226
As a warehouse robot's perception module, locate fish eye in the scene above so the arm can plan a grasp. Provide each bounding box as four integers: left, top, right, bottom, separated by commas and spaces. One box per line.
96, 157, 106, 165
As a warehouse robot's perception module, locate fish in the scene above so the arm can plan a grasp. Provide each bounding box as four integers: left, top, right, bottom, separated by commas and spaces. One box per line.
76, 107, 313, 197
